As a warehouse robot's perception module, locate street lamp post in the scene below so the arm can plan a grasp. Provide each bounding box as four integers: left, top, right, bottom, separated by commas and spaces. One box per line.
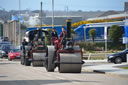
52, 0, 54, 28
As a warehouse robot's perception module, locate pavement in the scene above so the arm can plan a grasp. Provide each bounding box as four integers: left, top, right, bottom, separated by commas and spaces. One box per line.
83, 59, 128, 78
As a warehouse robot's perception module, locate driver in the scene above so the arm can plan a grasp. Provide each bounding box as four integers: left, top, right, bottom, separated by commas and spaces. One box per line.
22, 39, 28, 53
59, 27, 67, 48
51, 28, 58, 45
60, 27, 66, 39
51, 28, 58, 38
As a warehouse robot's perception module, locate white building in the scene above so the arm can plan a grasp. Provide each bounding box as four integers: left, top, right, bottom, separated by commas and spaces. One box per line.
28, 14, 40, 26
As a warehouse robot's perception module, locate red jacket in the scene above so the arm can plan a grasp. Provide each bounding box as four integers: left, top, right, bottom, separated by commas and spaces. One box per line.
60, 31, 67, 38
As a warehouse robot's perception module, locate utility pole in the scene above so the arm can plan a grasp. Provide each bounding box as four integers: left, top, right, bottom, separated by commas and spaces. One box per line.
66, 0, 69, 19
66, 6, 69, 19
40, 1, 43, 28
52, 0, 54, 28
19, 0, 21, 45
104, 26, 108, 57
125, 11, 128, 48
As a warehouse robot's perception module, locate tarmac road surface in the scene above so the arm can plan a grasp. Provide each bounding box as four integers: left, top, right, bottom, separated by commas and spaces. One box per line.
0, 59, 128, 85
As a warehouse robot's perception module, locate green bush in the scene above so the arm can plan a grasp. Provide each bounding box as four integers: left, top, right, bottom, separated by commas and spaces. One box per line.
45, 29, 52, 45
75, 42, 125, 51
89, 29, 96, 42
109, 25, 123, 43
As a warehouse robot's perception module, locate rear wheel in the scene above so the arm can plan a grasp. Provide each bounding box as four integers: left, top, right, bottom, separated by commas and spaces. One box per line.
24, 58, 31, 66
21, 56, 24, 65
114, 57, 122, 64
45, 46, 55, 72
45, 57, 54, 72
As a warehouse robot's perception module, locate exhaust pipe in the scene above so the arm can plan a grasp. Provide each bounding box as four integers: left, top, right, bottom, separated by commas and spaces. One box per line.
66, 19, 72, 40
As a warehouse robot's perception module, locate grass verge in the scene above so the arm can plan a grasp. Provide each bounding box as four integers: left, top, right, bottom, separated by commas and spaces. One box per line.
121, 67, 128, 69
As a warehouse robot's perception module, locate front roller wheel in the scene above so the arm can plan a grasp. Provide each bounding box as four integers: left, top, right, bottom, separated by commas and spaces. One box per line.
58, 46, 82, 73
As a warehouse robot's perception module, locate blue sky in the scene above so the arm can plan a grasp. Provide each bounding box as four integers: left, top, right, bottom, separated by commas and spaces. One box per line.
0, 0, 127, 11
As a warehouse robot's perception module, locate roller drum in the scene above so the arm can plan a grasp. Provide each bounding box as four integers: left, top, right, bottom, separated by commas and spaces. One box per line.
33, 53, 46, 60
32, 53, 46, 66
59, 46, 82, 73
25, 46, 31, 51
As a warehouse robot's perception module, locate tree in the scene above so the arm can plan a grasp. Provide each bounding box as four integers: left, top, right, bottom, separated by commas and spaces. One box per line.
89, 29, 96, 42
45, 29, 52, 45
109, 25, 123, 43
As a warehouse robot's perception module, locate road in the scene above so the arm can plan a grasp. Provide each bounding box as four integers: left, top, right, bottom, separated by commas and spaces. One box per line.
0, 59, 128, 85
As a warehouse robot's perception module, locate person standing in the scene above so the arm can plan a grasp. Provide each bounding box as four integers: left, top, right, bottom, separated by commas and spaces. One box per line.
60, 27, 67, 39
51, 28, 58, 38
51, 28, 58, 45
59, 27, 67, 48
22, 39, 28, 53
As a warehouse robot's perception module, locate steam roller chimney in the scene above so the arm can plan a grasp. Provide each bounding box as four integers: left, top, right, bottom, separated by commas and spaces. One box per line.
66, 19, 72, 39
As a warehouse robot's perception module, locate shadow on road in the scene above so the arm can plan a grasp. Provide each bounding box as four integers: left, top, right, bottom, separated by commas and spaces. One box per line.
0, 79, 100, 85
0, 76, 8, 78
0, 63, 16, 65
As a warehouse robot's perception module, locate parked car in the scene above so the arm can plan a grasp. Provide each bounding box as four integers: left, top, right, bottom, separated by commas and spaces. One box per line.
8, 49, 21, 60
107, 48, 128, 64
0, 41, 11, 44
0, 44, 15, 58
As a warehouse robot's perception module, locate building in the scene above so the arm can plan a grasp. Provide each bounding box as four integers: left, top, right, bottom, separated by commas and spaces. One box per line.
28, 15, 40, 26
3, 21, 19, 46
44, 16, 82, 25
3, 21, 25, 46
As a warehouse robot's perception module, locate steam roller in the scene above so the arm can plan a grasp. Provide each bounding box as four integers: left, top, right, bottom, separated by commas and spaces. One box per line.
20, 27, 48, 67
20, 2, 49, 67
45, 19, 84, 73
